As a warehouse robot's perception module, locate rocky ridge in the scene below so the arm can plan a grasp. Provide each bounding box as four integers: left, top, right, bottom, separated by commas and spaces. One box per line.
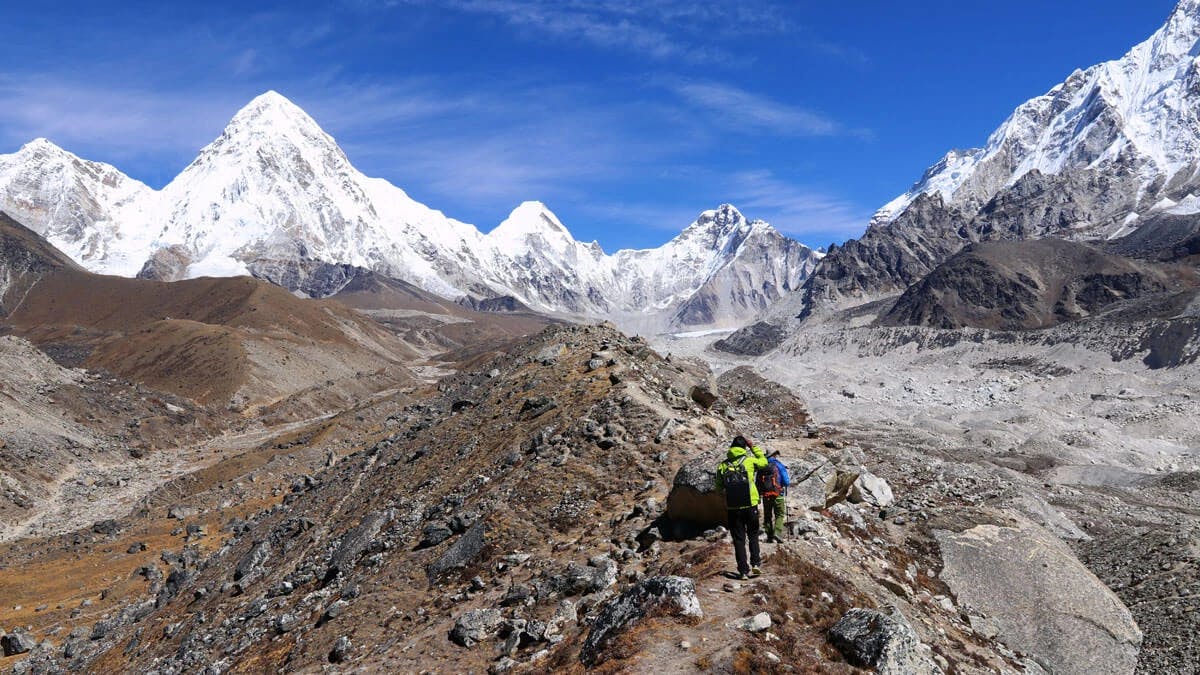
0, 323, 1098, 674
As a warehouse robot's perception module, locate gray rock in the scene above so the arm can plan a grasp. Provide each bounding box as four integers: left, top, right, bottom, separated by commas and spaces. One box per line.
934, 513, 1142, 675
329, 635, 351, 663
828, 606, 937, 675
547, 557, 618, 596
785, 452, 839, 510
274, 613, 300, 634
168, 505, 199, 520
2, 631, 36, 656
417, 523, 453, 550
450, 608, 505, 648
580, 576, 702, 667
732, 612, 772, 633
91, 519, 120, 536
848, 470, 895, 508
233, 540, 271, 583
428, 521, 488, 578
326, 510, 390, 582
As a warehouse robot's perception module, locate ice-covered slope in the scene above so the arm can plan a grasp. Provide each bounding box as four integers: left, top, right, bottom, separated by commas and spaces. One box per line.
874, 0, 1200, 234
0, 92, 818, 331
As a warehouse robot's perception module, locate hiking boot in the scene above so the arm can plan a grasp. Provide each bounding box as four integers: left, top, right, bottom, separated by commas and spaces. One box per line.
750, 566, 762, 577
737, 572, 750, 581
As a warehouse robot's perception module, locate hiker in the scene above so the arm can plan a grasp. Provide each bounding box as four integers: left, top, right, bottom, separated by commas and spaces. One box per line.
758, 449, 791, 543
715, 435, 769, 579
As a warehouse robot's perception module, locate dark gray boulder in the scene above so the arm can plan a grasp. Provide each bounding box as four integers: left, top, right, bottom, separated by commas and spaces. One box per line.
580, 576, 702, 667
666, 456, 724, 525
828, 606, 937, 675
326, 510, 390, 582
427, 521, 488, 578
2, 631, 36, 656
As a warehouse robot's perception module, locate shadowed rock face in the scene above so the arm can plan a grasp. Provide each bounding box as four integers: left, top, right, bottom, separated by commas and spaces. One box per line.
712, 321, 786, 356
934, 513, 1142, 675
879, 239, 1195, 331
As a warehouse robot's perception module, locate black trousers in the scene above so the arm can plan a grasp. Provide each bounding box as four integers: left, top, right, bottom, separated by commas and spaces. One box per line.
727, 506, 761, 575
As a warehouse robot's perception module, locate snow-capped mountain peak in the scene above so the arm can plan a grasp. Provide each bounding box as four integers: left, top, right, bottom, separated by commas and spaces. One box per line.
0, 93, 820, 332
488, 201, 571, 244
871, 0, 1200, 233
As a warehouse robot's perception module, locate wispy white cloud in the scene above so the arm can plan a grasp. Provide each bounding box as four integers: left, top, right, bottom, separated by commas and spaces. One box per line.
671, 81, 847, 138
729, 169, 870, 242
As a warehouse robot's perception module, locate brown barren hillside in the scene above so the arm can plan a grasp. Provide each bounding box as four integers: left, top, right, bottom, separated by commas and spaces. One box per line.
0, 212, 418, 408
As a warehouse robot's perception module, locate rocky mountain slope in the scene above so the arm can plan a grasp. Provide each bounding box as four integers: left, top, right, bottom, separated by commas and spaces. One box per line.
0, 94, 818, 333
798, 0, 1200, 316
4, 322, 1143, 674
880, 238, 1200, 331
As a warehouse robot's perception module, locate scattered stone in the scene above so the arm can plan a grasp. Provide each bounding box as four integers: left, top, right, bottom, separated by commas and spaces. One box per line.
580, 576, 702, 667
732, 612, 772, 632
91, 519, 120, 536
329, 636, 351, 663
828, 606, 936, 675
127, 542, 147, 554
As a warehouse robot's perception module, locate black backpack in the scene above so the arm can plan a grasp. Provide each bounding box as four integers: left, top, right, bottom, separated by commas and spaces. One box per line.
722, 456, 752, 508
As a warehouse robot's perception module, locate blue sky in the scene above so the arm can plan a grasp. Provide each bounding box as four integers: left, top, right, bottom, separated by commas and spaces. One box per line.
0, 0, 1179, 250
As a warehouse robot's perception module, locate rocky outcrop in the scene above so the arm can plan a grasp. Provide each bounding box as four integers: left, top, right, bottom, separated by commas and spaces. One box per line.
880, 239, 1188, 330
934, 513, 1142, 675
712, 321, 787, 356
828, 606, 938, 675
580, 576, 702, 667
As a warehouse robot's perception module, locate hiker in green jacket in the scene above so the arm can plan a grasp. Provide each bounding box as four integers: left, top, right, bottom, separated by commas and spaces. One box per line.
715, 435, 769, 579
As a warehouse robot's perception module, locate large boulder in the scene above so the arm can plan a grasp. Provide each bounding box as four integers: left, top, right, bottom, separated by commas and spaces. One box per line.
848, 470, 895, 508
427, 521, 488, 578
828, 606, 938, 675
1, 631, 35, 656
666, 456, 725, 525
668, 451, 865, 525
449, 608, 505, 648
580, 576, 702, 666
934, 512, 1142, 675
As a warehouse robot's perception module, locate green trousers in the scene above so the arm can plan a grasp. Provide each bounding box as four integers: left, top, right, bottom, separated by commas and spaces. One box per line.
763, 495, 786, 537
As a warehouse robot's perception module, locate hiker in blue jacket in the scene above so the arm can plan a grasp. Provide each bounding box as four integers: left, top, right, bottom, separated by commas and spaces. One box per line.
715, 435, 769, 579
758, 450, 791, 543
